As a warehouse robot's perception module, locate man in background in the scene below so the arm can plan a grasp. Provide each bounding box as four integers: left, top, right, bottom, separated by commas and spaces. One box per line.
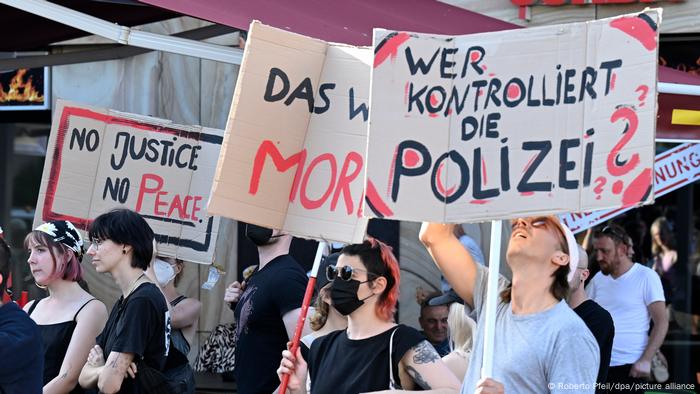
224, 224, 310, 394
587, 223, 667, 393
569, 245, 614, 392
418, 292, 451, 356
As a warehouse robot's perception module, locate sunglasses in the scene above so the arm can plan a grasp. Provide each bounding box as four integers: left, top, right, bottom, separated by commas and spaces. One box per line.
326, 264, 380, 282
601, 226, 629, 245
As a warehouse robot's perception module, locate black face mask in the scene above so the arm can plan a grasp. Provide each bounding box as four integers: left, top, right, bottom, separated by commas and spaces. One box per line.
245, 224, 274, 246
330, 278, 374, 316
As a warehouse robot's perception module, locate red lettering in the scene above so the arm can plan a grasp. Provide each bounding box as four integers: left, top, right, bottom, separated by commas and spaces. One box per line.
167, 194, 187, 220
154, 191, 168, 216
136, 173, 163, 213
300, 153, 337, 210
607, 107, 639, 177
331, 152, 363, 214
183, 196, 193, 217
192, 196, 202, 221
250, 140, 307, 202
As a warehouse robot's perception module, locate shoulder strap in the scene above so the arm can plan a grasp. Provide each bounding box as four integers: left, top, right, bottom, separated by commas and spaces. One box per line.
388, 326, 400, 390
170, 295, 186, 307
27, 298, 40, 316
73, 298, 97, 321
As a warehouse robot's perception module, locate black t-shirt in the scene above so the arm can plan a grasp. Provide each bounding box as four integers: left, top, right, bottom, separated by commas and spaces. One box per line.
233, 254, 307, 394
574, 299, 615, 391
96, 282, 170, 394
308, 324, 425, 393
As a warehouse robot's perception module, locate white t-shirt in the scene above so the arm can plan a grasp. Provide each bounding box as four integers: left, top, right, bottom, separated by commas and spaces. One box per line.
586, 263, 665, 366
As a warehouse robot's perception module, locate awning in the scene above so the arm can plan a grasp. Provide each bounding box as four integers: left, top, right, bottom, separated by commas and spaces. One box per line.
0, 0, 178, 51
136, 0, 516, 44
4, 0, 700, 140
137, 0, 700, 141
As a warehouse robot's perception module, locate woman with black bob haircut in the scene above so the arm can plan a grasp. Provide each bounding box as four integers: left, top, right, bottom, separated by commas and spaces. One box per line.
278, 237, 460, 393
79, 209, 171, 394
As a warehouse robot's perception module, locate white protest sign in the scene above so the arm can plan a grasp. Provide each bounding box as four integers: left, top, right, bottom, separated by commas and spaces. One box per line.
561, 142, 700, 233
367, 10, 660, 223
208, 21, 373, 243
35, 100, 222, 264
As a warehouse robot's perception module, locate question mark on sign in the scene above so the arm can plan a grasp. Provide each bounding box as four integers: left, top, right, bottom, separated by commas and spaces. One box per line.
594, 176, 607, 200
635, 85, 649, 107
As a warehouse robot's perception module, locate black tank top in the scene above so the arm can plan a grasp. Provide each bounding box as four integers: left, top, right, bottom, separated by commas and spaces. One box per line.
28, 298, 96, 393
169, 295, 191, 356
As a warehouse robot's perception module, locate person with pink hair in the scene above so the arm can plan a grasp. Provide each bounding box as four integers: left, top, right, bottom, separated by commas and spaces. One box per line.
24, 220, 108, 394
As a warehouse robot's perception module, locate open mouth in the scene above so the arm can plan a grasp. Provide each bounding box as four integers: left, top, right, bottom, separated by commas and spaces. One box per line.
512, 230, 528, 239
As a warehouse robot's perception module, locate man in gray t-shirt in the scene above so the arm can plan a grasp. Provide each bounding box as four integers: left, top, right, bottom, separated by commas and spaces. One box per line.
462, 264, 599, 393
421, 217, 599, 394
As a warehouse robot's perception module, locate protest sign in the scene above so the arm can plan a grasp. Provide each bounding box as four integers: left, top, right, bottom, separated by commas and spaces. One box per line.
561, 142, 700, 233
367, 10, 660, 223
35, 100, 222, 264
208, 21, 375, 243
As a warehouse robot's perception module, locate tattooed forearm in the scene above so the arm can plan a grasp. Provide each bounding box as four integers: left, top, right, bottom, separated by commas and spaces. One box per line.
406, 365, 431, 389
412, 341, 440, 364
109, 354, 131, 371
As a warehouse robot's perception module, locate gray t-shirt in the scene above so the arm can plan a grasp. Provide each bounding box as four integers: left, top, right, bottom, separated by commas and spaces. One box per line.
461, 264, 600, 394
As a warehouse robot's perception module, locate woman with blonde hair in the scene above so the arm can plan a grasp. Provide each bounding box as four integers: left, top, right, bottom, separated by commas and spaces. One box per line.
441, 300, 476, 382
24, 220, 108, 393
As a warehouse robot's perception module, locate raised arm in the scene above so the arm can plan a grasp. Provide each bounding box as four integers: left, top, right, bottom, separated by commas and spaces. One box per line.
419, 223, 479, 308
45, 301, 107, 394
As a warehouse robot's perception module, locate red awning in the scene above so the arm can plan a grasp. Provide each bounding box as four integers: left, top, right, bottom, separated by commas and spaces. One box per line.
138, 0, 700, 140
136, 0, 516, 45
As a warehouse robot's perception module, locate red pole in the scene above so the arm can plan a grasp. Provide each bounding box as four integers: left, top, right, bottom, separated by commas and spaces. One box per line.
279, 241, 326, 393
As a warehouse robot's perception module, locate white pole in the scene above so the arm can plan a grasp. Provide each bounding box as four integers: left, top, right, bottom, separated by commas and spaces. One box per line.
481, 220, 502, 378
658, 82, 700, 97
0, 0, 243, 65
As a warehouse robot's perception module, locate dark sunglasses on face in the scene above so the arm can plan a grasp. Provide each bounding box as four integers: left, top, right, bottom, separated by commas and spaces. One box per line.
326, 264, 380, 282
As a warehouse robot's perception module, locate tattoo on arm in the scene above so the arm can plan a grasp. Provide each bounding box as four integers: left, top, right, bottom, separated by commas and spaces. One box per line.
109, 354, 131, 371
406, 365, 432, 389
412, 341, 440, 364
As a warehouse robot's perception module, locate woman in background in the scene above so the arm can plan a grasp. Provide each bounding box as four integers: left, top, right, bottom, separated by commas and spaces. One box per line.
650, 217, 682, 319
441, 302, 476, 382
24, 220, 108, 394
151, 255, 201, 393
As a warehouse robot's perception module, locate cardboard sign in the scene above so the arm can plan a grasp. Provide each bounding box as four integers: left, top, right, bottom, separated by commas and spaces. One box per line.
367, 10, 660, 223
35, 100, 222, 264
208, 21, 372, 243
561, 143, 700, 233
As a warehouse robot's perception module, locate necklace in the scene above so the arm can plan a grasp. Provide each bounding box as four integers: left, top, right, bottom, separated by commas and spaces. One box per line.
125, 272, 146, 297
